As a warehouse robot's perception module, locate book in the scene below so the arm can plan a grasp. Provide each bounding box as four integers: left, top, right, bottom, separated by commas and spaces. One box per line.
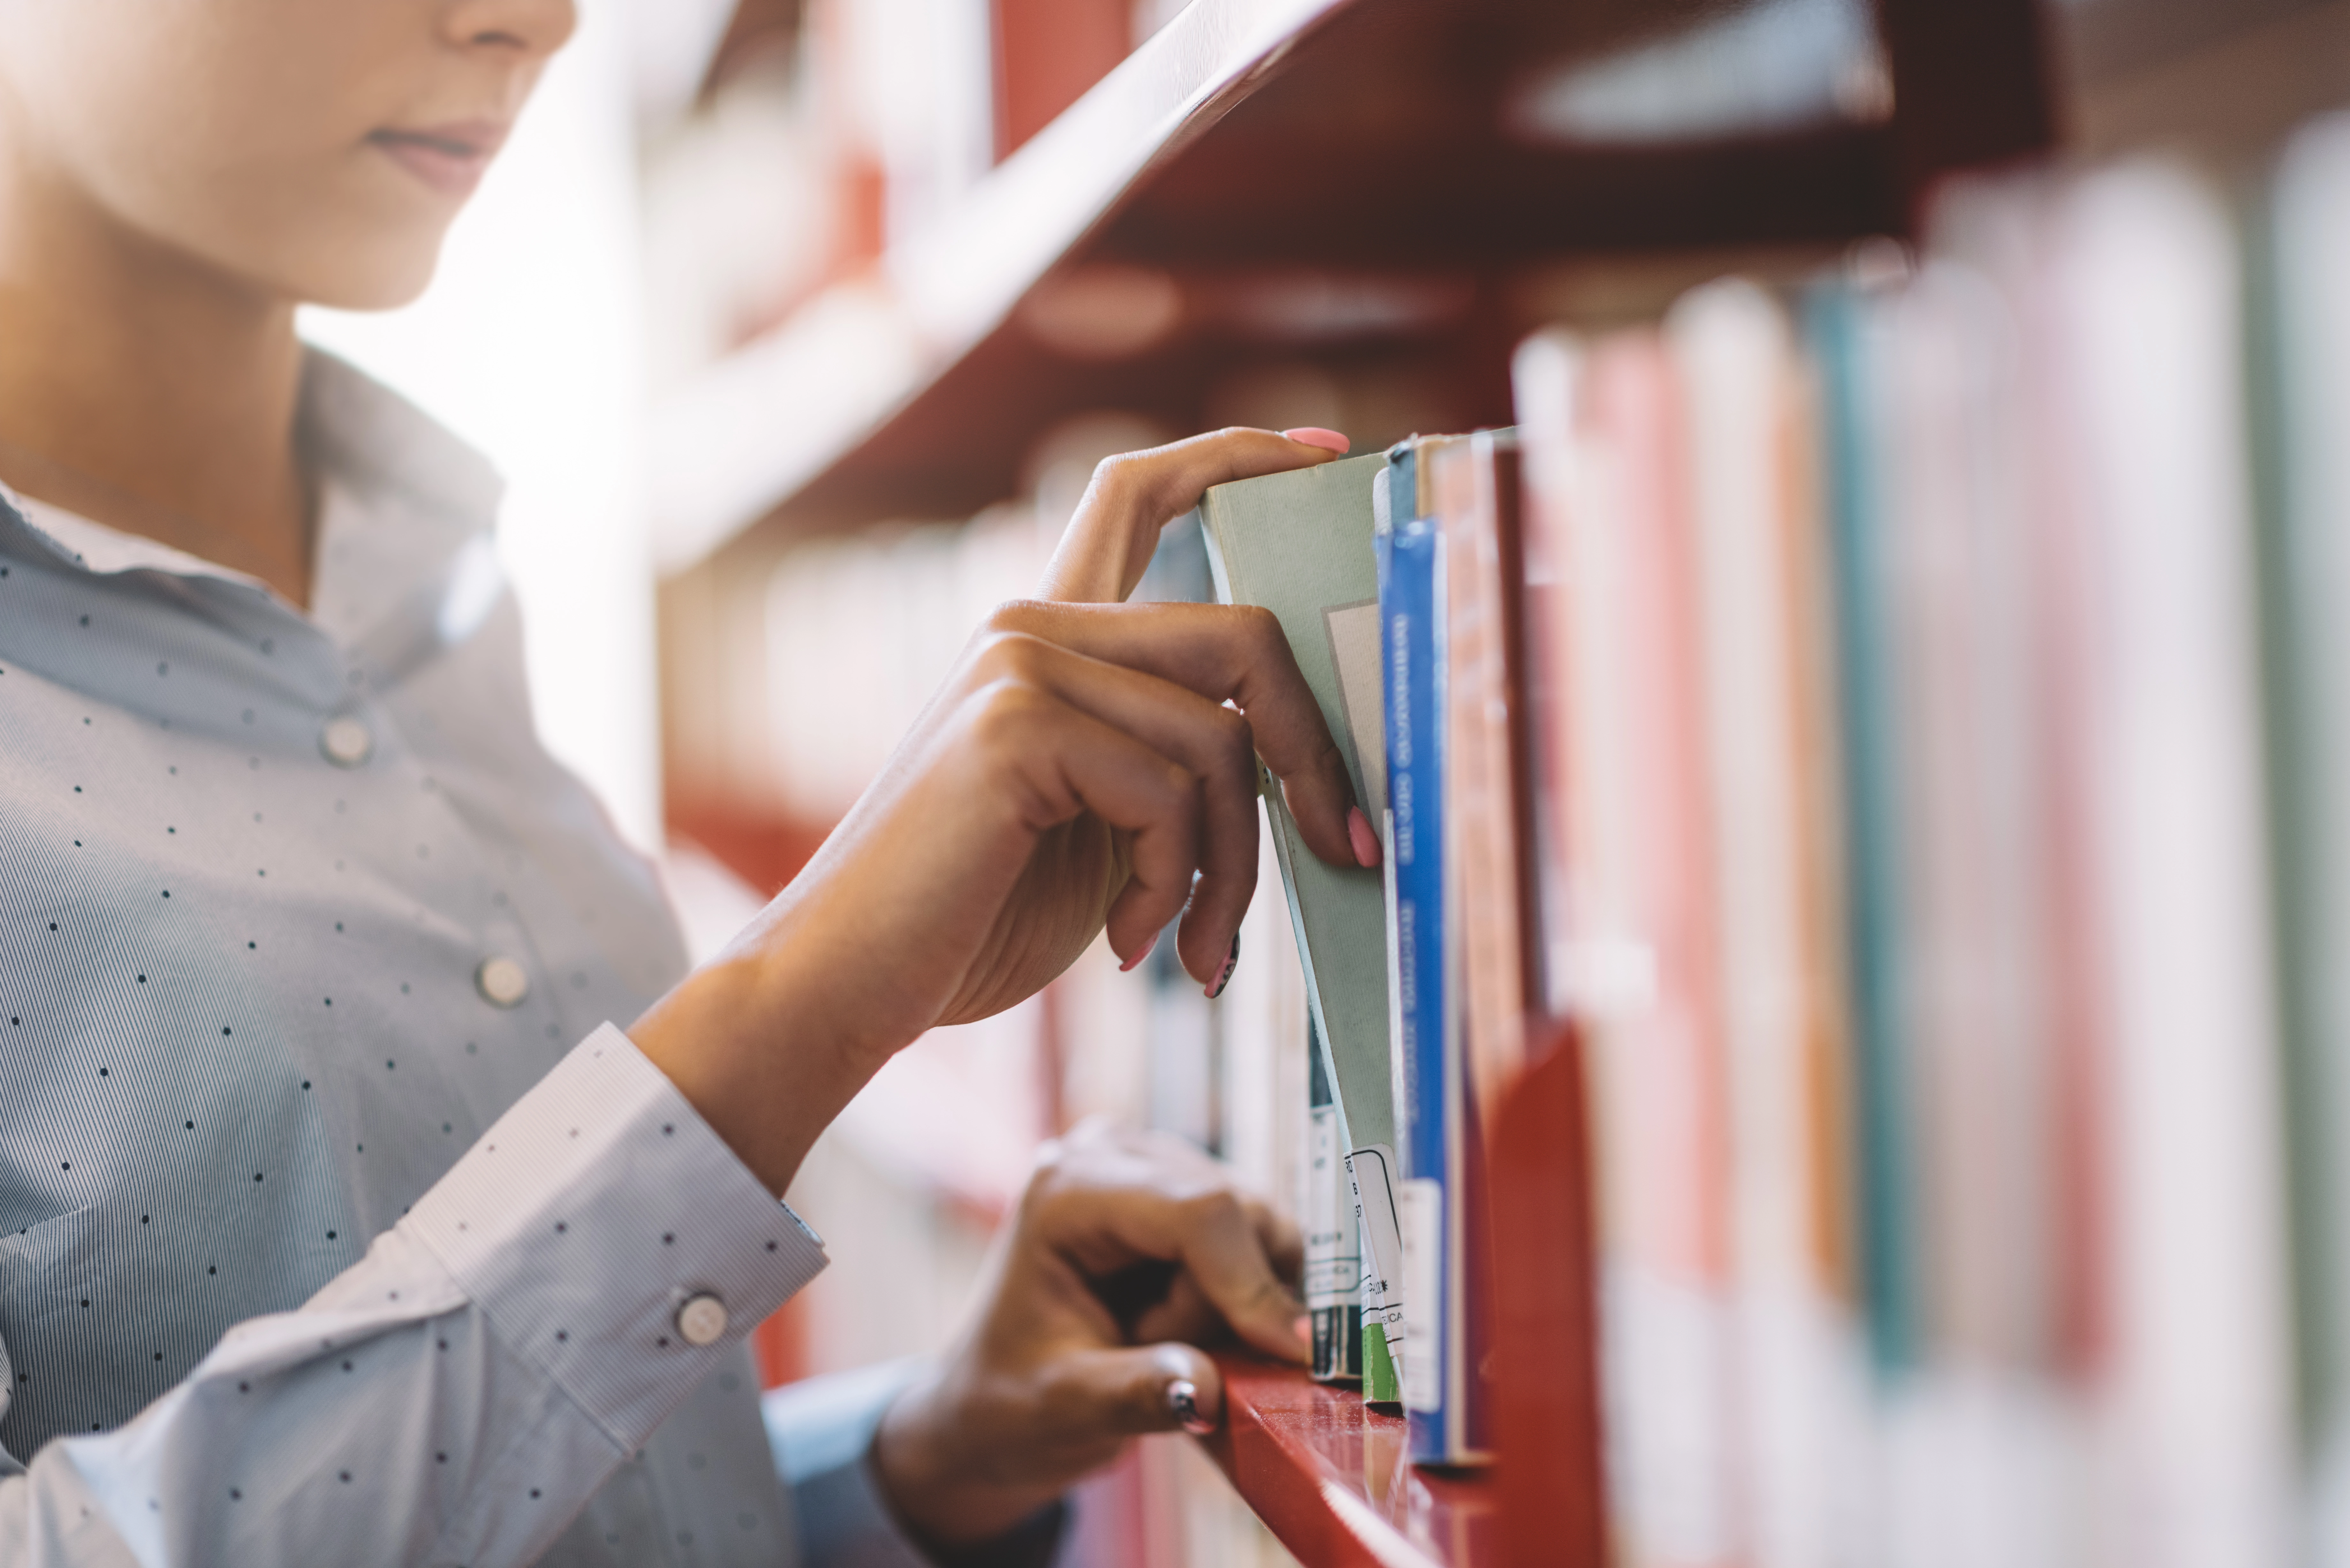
2044, 160, 2293, 1568
1525, 325, 1739, 1568
1667, 276, 1860, 1567
2265, 110, 2350, 1545
1199, 450, 1407, 1402
1378, 432, 1498, 1466
1374, 450, 1443, 1421
1804, 274, 1922, 1379
1418, 430, 1528, 1466
1431, 431, 1537, 1116
1303, 1012, 1364, 1382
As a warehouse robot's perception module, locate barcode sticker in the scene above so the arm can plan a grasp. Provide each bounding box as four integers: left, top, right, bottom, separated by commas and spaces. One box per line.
1401, 1176, 1443, 1413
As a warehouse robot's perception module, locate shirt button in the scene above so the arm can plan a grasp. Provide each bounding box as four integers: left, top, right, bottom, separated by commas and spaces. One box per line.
676, 1294, 727, 1347
319, 716, 373, 768
475, 956, 530, 1008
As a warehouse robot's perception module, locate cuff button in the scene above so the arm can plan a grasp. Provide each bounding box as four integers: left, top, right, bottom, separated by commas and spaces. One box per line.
676, 1294, 727, 1347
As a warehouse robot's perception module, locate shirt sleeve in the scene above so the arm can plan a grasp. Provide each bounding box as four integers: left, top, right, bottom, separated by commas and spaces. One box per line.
0, 1023, 828, 1568
763, 1362, 1068, 1568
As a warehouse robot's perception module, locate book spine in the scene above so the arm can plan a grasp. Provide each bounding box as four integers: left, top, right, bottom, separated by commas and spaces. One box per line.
2051, 162, 2292, 1566
2270, 116, 2350, 1531
1348, 1145, 1406, 1403
1304, 1012, 1364, 1382
1805, 281, 1922, 1377
1383, 461, 1454, 1450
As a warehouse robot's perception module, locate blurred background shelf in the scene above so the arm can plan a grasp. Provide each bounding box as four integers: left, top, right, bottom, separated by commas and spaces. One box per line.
649, 0, 2049, 575
650, 0, 2057, 933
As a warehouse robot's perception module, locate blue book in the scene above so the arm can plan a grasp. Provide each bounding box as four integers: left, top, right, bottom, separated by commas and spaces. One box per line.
1376, 444, 1459, 1461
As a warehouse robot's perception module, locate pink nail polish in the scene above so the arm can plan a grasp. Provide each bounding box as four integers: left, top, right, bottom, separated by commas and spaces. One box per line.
1204, 932, 1240, 999
1120, 931, 1160, 973
1347, 807, 1381, 869
1281, 427, 1350, 454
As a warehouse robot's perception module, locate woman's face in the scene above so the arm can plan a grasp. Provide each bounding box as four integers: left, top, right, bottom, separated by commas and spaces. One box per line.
0, 0, 577, 309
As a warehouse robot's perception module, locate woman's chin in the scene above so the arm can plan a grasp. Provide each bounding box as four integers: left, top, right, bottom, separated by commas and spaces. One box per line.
231, 205, 455, 313
292, 243, 447, 313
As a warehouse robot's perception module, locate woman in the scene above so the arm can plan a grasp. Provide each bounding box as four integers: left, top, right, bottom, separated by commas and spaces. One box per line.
0, 1, 1375, 1563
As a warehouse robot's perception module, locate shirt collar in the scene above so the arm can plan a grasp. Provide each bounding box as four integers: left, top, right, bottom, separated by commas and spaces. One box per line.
0, 347, 505, 612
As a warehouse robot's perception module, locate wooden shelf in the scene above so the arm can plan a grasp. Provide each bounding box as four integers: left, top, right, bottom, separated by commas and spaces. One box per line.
651, 0, 2051, 572
1200, 1354, 1498, 1568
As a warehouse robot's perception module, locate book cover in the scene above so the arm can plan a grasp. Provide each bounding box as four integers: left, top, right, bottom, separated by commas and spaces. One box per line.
1199, 450, 1407, 1401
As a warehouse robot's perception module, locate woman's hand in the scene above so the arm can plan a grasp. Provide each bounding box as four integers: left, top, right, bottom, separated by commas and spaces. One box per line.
631, 427, 1365, 1196
870, 1119, 1307, 1550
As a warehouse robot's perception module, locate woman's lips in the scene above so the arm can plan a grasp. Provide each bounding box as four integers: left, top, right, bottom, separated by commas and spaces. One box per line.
368, 123, 507, 197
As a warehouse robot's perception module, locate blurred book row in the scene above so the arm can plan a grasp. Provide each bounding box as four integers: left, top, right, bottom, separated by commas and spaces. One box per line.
665, 95, 2350, 1568
1206, 109, 2350, 1565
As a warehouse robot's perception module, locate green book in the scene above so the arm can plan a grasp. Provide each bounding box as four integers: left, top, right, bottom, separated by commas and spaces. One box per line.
1199, 452, 1406, 1401
2262, 117, 2350, 1475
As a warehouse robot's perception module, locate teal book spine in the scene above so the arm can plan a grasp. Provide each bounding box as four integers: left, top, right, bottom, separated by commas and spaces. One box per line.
1806, 281, 1919, 1376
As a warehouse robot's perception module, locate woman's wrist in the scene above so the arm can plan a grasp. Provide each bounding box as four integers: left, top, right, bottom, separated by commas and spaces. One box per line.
873, 1366, 1066, 1550
627, 946, 884, 1198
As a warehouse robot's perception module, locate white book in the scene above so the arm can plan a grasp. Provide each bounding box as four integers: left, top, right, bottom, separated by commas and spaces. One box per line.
1669, 277, 1861, 1568
2049, 161, 2293, 1568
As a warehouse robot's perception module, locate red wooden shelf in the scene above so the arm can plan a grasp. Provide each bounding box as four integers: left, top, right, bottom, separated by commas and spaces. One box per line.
1200, 1354, 1499, 1568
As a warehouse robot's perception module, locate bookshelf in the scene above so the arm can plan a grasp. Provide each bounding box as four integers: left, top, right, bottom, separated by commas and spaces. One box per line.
648, 0, 2048, 575
1204, 1354, 1496, 1568
648, 1, 2350, 1565
650, 4, 2051, 1564
656, 0, 2052, 916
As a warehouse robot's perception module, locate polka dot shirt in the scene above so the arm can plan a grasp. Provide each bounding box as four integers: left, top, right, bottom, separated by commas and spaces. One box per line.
0, 356, 936, 1568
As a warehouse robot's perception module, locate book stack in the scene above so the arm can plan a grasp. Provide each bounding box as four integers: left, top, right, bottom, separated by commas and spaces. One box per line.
1201, 111, 2350, 1565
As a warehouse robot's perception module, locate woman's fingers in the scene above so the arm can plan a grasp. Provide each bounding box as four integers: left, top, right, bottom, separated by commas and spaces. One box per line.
985, 599, 1363, 873
1040, 1125, 1310, 1365
1038, 427, 1350, 604
1128, 1188, 1302, 1345
968, 632, 1258, 984
963, 683, 1202, 963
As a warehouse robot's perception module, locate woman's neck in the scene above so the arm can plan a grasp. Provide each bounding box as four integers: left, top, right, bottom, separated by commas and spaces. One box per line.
0, 155, 315, 608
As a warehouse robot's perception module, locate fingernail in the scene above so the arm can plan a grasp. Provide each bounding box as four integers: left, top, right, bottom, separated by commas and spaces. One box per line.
1204, 932, 1240, 1000
1167, 1378, 1218, 1436
1292, 1313, 1312, 1347
1120, 931, 1160, 974
1282, 427, 1350, 454
1347, 806, 1382, 869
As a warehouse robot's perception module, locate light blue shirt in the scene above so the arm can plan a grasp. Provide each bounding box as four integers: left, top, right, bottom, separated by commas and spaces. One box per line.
0, 354, 946, 1566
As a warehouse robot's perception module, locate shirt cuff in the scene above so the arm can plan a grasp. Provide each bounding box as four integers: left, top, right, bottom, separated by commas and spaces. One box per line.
401, 1021, 828, 1451
764, 1361, 1068, 1568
